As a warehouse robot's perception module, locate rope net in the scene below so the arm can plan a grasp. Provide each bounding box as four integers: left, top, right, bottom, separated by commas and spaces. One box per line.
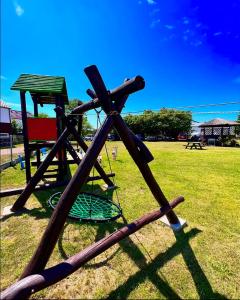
48, 192, 122, 222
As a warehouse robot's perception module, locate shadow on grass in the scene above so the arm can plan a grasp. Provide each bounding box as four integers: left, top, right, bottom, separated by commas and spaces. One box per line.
105, 226, 226, 299
57, 209, 226, 299
1, 183, 226, 299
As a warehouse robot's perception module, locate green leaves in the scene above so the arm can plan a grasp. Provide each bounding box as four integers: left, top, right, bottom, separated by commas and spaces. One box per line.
124, 109, 192, 138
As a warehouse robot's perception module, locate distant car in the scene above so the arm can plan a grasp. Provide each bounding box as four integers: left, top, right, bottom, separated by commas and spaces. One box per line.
84, 135, 93, 141
107, 134, 116, 141
177, 133, 188, 141
145, 136, 158, 141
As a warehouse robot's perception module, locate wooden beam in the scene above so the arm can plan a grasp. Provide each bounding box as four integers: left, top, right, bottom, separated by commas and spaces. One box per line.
0, 196, 184, 300
71, 75, 144, 115
20, 91, 31, 183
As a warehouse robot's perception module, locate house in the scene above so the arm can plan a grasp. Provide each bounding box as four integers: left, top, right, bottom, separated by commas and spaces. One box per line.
10, 109, 33, 126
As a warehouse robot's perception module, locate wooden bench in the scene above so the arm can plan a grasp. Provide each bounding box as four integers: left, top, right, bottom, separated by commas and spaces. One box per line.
185, 142, 205, 150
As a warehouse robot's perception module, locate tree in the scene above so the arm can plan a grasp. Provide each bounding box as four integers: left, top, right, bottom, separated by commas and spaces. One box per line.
123, 108, 192, 138
11, 119, 22, 134
235, 114, 240, 135
158, 108, 192, 138
37, 113, 49, 118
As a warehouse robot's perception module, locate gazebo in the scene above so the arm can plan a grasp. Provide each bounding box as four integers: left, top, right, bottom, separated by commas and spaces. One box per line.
199, 118, 239, 145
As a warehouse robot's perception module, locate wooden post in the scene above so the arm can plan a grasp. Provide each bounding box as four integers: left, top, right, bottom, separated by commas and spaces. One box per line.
32, 96, 41, 167
20, 91, 31, 183
55, 95, 65, 181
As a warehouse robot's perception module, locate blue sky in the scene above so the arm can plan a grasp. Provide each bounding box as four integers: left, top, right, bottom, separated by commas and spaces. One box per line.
1, 0, 240, 126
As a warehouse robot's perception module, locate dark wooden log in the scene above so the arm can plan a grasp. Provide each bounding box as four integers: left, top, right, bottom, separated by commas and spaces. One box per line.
64, 140, 81, 165
112, 114, 180, 225
32, 96, 42, 167
84, 65, 112, 112
11, 128, 71, 211
28, 142, 55, 149
86, 88, 96, 99
44, 169, 59, 173
55, 95, 65, 181
31, 160, 76, 166
42, 174, 58, 179
19, 116, 115, 278
20, 91, 31, 183
0, 196, 184, 300
0, 181, 69, 198
87, 173, 115, 182
71, 75, 144, 115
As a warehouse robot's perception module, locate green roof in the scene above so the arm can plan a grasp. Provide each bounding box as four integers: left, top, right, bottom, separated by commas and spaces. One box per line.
11, 74, 68, 104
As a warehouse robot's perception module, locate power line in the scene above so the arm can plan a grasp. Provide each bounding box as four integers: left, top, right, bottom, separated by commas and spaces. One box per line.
172, 101, 240, 109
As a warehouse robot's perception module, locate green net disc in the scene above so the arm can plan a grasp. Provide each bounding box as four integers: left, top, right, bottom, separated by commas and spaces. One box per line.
48, 192, 122, 222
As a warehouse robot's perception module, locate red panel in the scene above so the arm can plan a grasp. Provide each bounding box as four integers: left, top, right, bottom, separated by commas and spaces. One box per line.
27, 118, 57, 141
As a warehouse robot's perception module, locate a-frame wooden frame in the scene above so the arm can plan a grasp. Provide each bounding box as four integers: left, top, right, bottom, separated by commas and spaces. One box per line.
1, 65, 186, 299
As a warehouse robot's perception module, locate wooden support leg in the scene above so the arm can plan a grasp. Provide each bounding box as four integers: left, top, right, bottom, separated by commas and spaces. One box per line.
19, 116, 114, 278
11, 128, 71, 212
112, 114, 181, 226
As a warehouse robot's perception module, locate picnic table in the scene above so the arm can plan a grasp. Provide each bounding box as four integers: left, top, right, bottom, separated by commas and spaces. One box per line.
185, 142, 205, 150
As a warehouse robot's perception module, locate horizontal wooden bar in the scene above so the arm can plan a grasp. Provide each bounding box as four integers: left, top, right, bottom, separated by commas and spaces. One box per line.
28, 142, 55, 150
87, 173, 115, 182
71, 75, 144, 115
44, 169, 59, 173
0, 181, 69, 198
0, 196, 184, 300
42, 174, 58, 179
31, 160, 76, 166
0, 173, 115, 198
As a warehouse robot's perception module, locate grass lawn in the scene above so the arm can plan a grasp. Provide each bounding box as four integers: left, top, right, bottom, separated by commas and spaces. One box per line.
0, 142, 239, 299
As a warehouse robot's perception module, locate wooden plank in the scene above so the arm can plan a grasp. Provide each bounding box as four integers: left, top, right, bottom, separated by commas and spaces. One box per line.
0, 181, 69, 198
0, 196, 184, 300
28, 142, 55, 149
31, 160, 76, 166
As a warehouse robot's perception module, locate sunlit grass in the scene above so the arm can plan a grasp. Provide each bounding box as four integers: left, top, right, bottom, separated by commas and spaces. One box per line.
1, 142, 239, 299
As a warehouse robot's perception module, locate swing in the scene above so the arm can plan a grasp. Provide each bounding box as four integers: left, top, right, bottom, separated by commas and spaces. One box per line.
48, 192, 122, 222
48, 109, 122, 222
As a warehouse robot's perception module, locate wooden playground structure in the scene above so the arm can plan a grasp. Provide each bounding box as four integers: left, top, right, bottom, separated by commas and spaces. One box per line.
1, 65, 186, 299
